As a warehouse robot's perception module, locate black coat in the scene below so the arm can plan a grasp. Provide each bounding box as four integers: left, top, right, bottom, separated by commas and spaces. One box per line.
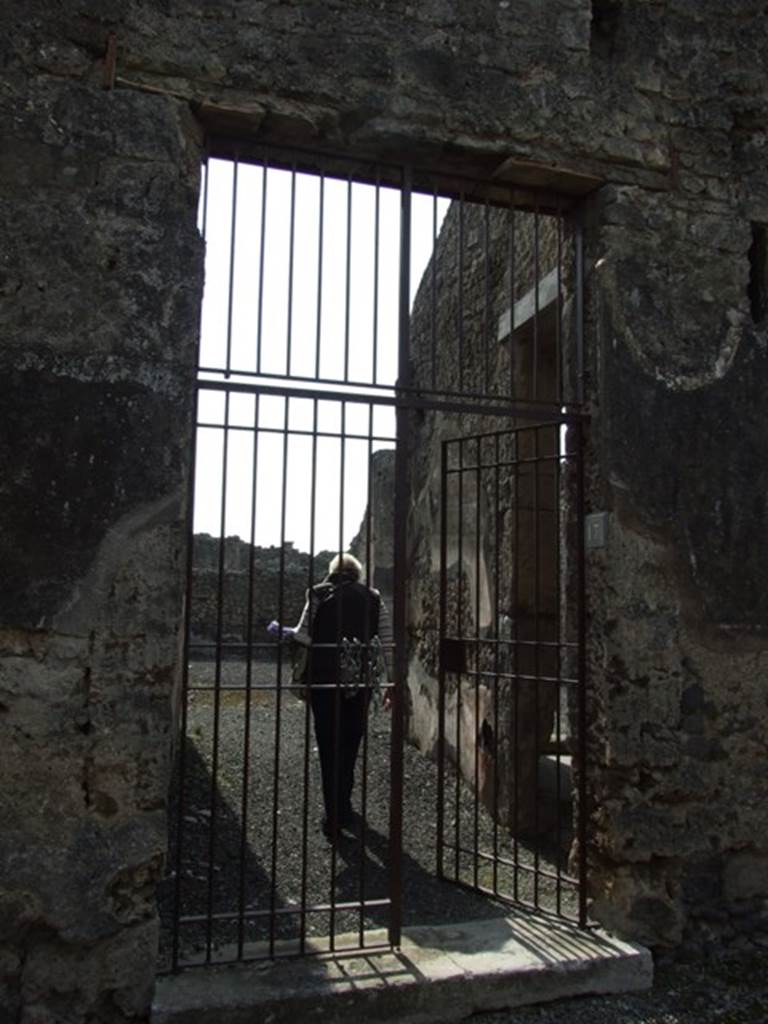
307, 576, 381, 683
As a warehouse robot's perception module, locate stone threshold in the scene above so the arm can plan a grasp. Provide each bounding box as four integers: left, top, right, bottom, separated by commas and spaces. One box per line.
152, 912, 652, 1024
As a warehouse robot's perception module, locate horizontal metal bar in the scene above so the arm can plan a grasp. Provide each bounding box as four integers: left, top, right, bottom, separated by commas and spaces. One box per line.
445, 454, 579, 472
443, 636, 578, 651
197, 377, 588, 425
178, 897, 391, 926
446, 455, 577, 474
186, 681, 395, 694
196, 420, 395, 445
449, 673, 579, 689
446, 877, 585, 927
442, 422, 579, 445
164, 939, 396, 974
189, 643, 396, 655
198, 367, 396, 397
442, 842, 580, 887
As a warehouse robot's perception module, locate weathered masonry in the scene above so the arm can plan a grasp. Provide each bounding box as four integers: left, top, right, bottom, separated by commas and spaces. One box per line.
2, 2, 767, 1021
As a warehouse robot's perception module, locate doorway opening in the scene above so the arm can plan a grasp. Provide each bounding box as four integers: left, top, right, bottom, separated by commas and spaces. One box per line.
159, 144, 588, 971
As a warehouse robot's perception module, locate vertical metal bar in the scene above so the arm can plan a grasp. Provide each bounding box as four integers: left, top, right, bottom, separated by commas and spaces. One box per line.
299, 398, 320, 952
315, 172, 325, 381
483, 199, 491, 396
554, 424, 563, 918
454, 437, 463, 882
329, 400, 348, 950
344, 174, 352, 382
171, 152, 211, 972
575, 218, 585, 407
199, 154, 210, 238
224, 156, 239, 377
492, 432, 501, 896
507, 198, 516, 399
237, 393, 261, 957
285, 163, 297, 376
512, 436, 520, 900
574, 214, 588, 923
458, 193, 465, 394
436, 440, 448, 880
532, 203, 540, 401
532, 426, 541, 907
556, 201, 563, 407
205, 390, 231, 961
268, 396, 290, 957
431, 186, 438, 390
372, 174, 380, 386
575, 419, 589, 927
171, 467, 196, 967
358, 402, 375, 944
473, 436, 481, 890
256, 158, 268, 375
102, 31, 117, 89
389, 165, 412, 948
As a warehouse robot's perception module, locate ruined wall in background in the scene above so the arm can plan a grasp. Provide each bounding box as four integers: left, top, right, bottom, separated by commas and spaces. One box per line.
1, 0, 767, 1019
349, 449, 397, 603
189, 537, 334, 649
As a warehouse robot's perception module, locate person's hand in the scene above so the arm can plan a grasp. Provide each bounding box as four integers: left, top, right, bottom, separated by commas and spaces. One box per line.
267, 620, 297, 640
383, 685, 394, 711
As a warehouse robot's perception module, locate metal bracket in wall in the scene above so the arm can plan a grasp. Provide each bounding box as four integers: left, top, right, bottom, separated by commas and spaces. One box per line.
102, 32, 117, 90
585, 511, 609, 549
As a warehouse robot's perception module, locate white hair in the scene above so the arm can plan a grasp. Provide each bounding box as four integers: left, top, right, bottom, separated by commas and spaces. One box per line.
328, 552, 363, 580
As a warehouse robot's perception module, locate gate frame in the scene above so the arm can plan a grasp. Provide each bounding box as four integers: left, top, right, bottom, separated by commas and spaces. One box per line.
435, 416, 588, 928
167, 141, 592, 970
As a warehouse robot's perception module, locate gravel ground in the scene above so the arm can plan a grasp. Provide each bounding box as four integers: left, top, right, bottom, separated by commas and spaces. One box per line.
158, 661, 768, 1021
158, 658, 575, 968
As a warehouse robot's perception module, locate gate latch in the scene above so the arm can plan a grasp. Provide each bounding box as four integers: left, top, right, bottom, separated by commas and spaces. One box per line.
440, 638, 467, 674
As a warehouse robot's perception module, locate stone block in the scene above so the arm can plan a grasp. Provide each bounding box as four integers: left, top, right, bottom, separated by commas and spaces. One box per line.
20, 918, 158, 1020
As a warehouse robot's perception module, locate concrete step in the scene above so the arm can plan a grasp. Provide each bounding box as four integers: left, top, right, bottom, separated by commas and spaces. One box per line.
153, 913, 652, 1024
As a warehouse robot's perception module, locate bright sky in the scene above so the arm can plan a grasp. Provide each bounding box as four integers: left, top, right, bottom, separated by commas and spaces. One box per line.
193, 158, 448, 552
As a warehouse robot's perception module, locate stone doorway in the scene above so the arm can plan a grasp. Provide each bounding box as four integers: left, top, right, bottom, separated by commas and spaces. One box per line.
160, 145, 589, 971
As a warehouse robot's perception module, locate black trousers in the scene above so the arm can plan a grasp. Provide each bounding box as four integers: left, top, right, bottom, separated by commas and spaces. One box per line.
310, 686, 369, 824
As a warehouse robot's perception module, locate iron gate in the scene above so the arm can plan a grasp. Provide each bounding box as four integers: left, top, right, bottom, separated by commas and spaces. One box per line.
162, 142, 588, 970
437, 420, 586, 926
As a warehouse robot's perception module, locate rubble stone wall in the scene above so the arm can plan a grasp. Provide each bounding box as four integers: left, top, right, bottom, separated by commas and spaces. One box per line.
2, 1, 767, 1019
189, 537, 334, 648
